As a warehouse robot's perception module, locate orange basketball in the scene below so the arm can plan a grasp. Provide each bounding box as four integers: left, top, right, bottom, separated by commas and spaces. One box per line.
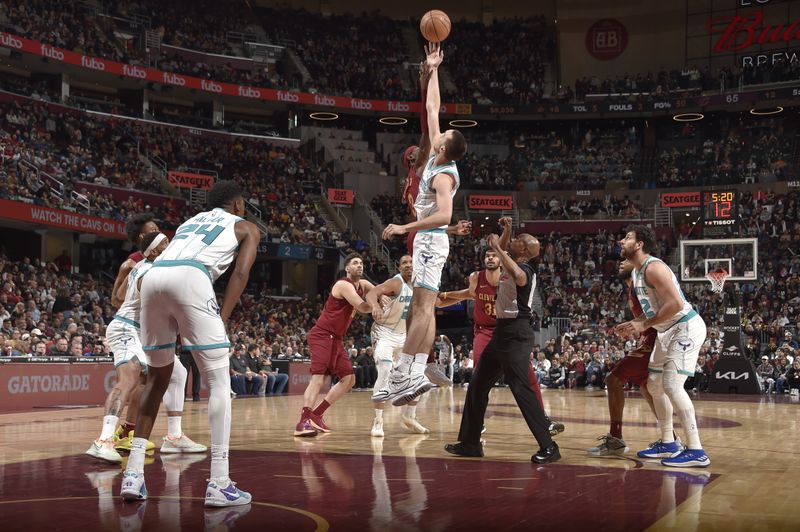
420, 10, 451, 43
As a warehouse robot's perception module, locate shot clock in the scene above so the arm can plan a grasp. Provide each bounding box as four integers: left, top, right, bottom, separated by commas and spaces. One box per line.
701, 190, 738, 237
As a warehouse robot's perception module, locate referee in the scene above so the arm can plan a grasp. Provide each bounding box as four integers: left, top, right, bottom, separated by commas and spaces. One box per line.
445, 221, 560, 464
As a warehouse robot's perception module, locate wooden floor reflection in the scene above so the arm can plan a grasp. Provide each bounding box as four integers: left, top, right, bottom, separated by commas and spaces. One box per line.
1, 386, 798, 531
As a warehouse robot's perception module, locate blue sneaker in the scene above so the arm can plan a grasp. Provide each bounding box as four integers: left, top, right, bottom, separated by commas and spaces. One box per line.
120, 471, 147, 502
205, 478, 252, 507
661, 449, 711, 468
636, 438, 683, 459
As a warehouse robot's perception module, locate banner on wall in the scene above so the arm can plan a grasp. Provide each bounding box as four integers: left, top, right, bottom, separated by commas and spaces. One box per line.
585, 19, 629, 61
327, 188, 354, 205
468, 195, 513, 210
167, 171, 215, 190
0, 199, 127, 239
660, 192, 701, 208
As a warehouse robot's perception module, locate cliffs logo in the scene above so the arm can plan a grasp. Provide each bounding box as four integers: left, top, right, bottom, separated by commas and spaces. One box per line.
468, 195, 513, 210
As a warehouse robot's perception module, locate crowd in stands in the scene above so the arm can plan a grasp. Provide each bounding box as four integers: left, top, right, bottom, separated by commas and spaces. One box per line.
459, 127, 638, 190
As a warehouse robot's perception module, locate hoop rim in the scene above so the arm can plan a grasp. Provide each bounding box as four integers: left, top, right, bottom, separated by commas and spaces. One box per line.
705, 268, 729, 293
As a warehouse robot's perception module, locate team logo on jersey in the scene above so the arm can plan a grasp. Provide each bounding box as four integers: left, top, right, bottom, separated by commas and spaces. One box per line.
119, 336, 132, 346
421, 253, 433, 264
677, 340, 695, 352
207, 299, 221, 315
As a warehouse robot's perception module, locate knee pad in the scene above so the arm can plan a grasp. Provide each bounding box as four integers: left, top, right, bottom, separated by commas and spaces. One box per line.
171, 357, 188, 383
647, 371, 665, 396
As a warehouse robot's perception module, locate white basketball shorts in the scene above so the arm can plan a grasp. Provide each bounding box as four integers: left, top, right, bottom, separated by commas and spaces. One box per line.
105, 318, 146, 369
140, 261, 230, 371
649, 312, 707, 377
412, 229, 449, 292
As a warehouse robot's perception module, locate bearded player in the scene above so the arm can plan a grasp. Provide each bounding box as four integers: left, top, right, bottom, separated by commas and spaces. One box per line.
586, 259, 658, 456
294, 253, 374, 437
375, 42, 468, 406
402, 59, 470, 388
615, 225, 710, 468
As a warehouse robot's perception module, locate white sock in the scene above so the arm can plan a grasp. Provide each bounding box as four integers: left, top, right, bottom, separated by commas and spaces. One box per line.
397, 353, 414, 374
126, 437, 149, 473
207, 365, 232, 482
664, 370, 702, 449
210, 444, 230, 482
412, 354, 428, 375
99, 414, 119, 441
164, 357, 188, 413
167, 416, 182, 439
374, 409, 383, 419
404, 404, 417, 418
647, 372, 675, 443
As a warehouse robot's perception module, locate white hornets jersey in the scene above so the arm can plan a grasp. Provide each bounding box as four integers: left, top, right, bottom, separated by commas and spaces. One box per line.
414, 154, 460, 229
115, 260, 154, 326
157, 208, 242, 282
632, 256, 695, 333
371, 274, 413, 340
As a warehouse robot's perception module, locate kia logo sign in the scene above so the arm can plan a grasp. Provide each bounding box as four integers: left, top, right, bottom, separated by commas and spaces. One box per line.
585, 19, 628, 60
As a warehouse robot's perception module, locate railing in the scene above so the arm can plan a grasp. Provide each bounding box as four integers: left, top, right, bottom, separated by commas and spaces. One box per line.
654, 204, 672, 227
70, 190, 90, 213
369, 230, 396, 275
244, 200, 268, 236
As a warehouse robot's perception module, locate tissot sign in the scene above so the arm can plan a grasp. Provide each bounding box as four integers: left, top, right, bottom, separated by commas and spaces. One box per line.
708, 1, 800, 66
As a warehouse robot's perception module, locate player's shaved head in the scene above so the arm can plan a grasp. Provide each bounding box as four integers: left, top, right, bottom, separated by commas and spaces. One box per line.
519, 234, 540, 259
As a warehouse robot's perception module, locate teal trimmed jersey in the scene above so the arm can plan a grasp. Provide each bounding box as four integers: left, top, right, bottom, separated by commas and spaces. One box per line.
414, 154, 459, 230
631, 256, 693, 333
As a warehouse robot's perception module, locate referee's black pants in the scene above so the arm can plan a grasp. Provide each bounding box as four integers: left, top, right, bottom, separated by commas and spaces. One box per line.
458, 318, 553, 449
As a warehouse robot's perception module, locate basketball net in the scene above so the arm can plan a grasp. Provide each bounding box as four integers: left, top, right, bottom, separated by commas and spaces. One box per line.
705, 269, 729, 294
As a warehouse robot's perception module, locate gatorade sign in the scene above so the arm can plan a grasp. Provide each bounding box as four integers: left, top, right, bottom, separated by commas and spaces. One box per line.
468, 195, 513, 210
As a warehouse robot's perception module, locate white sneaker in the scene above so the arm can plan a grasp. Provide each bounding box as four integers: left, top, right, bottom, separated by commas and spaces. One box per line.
372, 371, 433, 406
205, 478, 252, 507
587, 434, 629, 456
120, 471, 147, 501
86, 438, 123, 463
401, 415, 430, 434
424, 363, 452, 387
371, 417, 384, 438
160, 433, 208, 453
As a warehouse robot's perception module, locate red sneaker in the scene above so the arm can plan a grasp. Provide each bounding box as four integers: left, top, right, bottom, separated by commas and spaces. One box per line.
306, 410, 331, 433
294, 419, 317, 437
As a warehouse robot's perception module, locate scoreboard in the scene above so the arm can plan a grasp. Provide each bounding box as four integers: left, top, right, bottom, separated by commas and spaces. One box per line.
701, 190, 738, 237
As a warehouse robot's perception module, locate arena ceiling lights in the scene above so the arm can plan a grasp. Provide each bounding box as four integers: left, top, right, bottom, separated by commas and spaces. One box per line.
379, 116, 408, 125
749, 106, 783, 116
309, 112, 339, 121
449, 119, 478, 128
672, 113, 704, 122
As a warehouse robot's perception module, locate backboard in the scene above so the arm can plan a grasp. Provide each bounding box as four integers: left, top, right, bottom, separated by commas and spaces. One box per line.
679, 238, 758, 282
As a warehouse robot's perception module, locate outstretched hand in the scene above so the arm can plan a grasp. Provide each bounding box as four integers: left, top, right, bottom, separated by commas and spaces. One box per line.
453, 220, 472, 236
499, 217, 513, 230
425, 42, 444, 69
382, 223, 408, 240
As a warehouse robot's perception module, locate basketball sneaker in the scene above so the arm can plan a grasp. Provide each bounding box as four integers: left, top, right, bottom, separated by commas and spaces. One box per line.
587, 434, 629, 456
160, 433, 208, 453
116, 431, 155, 452
401, 414, 430, 434
373, 370, 432, 404
86, 438, 123, 463
661, 449, 711, 468
371, 417, 384, 438
294, 419, 317, 437
547, 418, 565, 437
205, 478, 252, 507
304, 410, 331, 433
120, 471, 147, 501
637, 438, 684, 459
424, 363, 452, 387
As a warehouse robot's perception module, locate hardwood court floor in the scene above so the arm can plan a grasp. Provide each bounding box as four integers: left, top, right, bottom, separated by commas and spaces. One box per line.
0, 386, 798, 531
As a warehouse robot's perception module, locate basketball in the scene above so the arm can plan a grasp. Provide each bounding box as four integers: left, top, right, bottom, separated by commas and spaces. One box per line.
420, 10, 451, 43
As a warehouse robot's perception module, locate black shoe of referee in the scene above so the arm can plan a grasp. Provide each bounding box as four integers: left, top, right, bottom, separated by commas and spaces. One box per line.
532, 442, 561, 464
444, 442, 484, 458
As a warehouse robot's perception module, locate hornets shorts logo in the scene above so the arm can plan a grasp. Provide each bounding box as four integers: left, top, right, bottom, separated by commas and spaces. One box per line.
120, 336, 131, 346
421, 253, 433, 264
207, 298, 221, 315
677, 340, 694, 352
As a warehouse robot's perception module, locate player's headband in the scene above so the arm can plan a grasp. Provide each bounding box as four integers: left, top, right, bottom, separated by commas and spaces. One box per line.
144, 233, 167, 256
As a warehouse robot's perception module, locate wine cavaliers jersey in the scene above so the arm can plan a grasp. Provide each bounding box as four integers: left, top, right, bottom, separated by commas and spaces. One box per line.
473, 270, 498, 328
313, 278, 364, 338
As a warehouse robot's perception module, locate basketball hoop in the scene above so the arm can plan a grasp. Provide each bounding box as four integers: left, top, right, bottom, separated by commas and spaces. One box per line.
705, 269, 729, 294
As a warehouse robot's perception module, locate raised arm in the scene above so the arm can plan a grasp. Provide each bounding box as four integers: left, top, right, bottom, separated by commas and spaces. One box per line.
489, 234, 528, 287
111, 259, 135, 307
498, 217, 513, 251
424, 42, 444, 156
414, 62, 433, 175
